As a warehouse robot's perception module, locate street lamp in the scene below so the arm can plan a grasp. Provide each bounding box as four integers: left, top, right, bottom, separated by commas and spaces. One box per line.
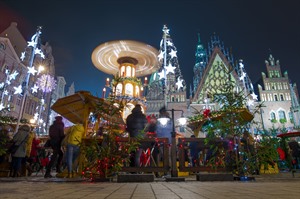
158, 108, 187, 179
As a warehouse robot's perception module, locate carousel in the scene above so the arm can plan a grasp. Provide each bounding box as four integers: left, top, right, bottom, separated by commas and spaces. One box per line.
91, 40, 159, 120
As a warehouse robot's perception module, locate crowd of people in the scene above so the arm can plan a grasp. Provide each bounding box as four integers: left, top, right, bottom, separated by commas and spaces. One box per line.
1, 104, 300, 178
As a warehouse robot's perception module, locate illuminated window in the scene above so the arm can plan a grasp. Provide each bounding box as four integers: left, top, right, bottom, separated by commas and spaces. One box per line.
125, 83, 133, 96
116, 83, 122, 95
126, 66, 131, 77
135, 85, 139, 96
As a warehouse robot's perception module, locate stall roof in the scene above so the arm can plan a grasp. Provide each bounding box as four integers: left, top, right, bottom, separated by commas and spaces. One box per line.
51, 91, 124, 125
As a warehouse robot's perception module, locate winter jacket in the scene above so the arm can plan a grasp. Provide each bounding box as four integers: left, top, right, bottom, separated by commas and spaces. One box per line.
126, 109, 147, 138
12, 125, 30, 158
65, 124, 85, 146
49, 120, 65, 148
25, 131, 35, 157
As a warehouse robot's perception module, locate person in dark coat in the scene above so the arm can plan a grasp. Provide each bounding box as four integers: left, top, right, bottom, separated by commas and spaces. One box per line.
288, 137, 300, 169
44, 116, 65, 178
10, 124, 30, 177
126, 104, 147, 167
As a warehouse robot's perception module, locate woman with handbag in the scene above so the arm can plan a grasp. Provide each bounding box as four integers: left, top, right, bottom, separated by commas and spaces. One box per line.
10, 124, 30, 177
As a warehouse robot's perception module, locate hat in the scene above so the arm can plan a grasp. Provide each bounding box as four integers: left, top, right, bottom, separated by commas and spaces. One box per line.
55, 116, 63, 121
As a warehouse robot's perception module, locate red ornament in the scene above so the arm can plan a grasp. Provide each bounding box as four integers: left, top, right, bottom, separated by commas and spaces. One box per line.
203, 109, 211, 118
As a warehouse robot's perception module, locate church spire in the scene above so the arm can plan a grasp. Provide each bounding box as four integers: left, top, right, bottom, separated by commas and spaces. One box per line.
193, 33, 207, 97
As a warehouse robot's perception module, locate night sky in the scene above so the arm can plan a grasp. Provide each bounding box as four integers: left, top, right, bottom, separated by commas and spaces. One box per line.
1, 0, 299, 97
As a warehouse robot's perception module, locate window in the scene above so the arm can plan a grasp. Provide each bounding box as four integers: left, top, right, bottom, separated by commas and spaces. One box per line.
270, 112, 276, 120
125, 83, 133, 96
280, 94, 284, 101
274, 94, 278, 101
278, 110, 287, 123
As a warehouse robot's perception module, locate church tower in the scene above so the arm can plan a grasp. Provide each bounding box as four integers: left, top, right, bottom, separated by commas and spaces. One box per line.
192, 33, 208, 98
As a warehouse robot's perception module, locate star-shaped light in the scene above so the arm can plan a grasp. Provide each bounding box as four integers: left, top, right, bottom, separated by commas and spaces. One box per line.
158, 51, 164, 61
251, 92, 258, 101
20, 52, 26, 61
0, 103, 4, 111
34, 48, 45, 59
169, 49, 177, 58
27, 66, 37, 75
31, 84, 39, 93
5, 69, 9, 75
239, 72, 246, 80
239, 62, 244, 69
158, 70, 165, 80
27, 40, 37, 47
34, 113, 39, 121
176, 77, 184, 90
247, 99, 254, 107
9, 71, 19, 81
3, 90, 8, 96
163, 26, 170, 34
5, 79, 11, 85
167, 40, 173, 46
165, 63, 176, 75
0, 83, 4, 89
14, 85, 23, 95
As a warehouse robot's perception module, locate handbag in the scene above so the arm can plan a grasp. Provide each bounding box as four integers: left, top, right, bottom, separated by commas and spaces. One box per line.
7, 133, 29, 154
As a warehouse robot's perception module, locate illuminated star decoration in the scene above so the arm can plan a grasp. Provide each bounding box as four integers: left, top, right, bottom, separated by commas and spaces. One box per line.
31, 84, 39, 93
35, 48, 45, 59
9, 71, 19, 81
14, 85, 23, 95
251, 92, 258, 101
36, 74, 56, 93
239, 72, 246, 81
162, 26, 170, 34
27, 66, 37, 76
34, 113, 39, 121
247, 99, 254, 107
165, 63, 176, 75
3, 90, 8, 96
176, 77, 184, 90
169, 49, 177, 58
0, 103, 4, 111
158, 51, 164, 61
167, 40, 173, 46
20, 52, 26, 61
158, 70, 165, 80
0, 83, 4, 89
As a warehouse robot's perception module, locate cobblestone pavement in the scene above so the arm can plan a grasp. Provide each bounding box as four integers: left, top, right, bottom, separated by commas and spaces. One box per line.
0, 172, 300, 199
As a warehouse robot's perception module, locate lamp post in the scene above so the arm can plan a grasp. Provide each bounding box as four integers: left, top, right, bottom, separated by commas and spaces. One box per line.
158, 108, 187, 179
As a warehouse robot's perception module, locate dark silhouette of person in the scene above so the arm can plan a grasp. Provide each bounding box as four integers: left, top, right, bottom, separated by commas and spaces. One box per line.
288, 137, 300, 169
44, 116, 65, 178
126, 104, 147, 167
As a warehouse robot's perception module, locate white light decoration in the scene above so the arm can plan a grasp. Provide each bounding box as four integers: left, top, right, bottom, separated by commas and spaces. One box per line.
31, 84, 39, 93
13, 85, 23, 95
20, 52, 25, 61
0, 83, 4, 89
167, 40, 173, 46
158, 51, 164, 61
0, 103, 4, 111
34, 113, 39, 121
239, 72, 246, 80
27, 40, 37, 47
162, 26, 170, 34
27, 66, 37, 75
158, 70, 165, 80
9, 71, 18, 81
251, 92, 258, 101
176, 77, 183, 90
36, 74, 56, 93
165, 62, 176, 75
3, 90, 8, 96
247, 99, 254, 107
169, 49, 177, 58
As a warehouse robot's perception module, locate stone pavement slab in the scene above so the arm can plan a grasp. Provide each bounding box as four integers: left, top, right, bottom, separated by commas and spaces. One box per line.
0, 172, 300, 199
